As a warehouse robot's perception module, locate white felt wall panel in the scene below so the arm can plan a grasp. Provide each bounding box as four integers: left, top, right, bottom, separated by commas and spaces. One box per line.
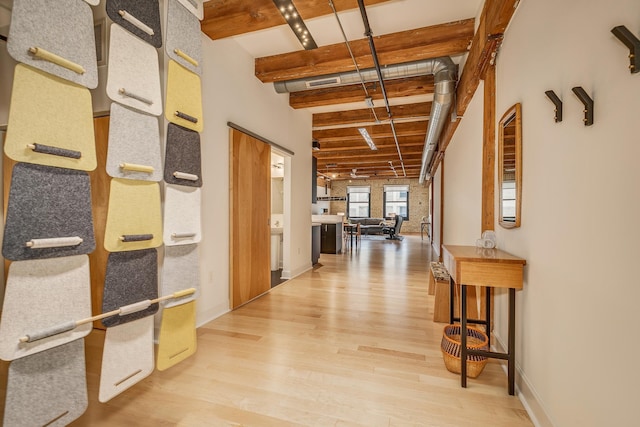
0, 256, 92, 361
7, 0, 98, 89
107, 24, 162, 116
99, 316, 154, 402
3, 339, 88, 427
107, 103, 163, 182
2, 163, 96, 261
106, 0, 163, 48
162, 244, 199, 308
166, 0, 202, 76
164, 123, 202, 187
101, 249, 159, 327
4, 64, 97, 171
163, 184, 202, 246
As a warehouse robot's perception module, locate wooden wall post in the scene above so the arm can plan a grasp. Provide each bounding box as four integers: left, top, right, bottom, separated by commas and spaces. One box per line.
481, 64, 496, 232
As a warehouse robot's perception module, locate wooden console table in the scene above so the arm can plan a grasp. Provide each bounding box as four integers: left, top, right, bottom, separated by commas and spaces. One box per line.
442, 245, 526, 395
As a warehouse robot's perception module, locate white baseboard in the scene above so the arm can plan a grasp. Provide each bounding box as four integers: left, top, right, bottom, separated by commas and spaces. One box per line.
196, 306, 230, 329
492, 332, 556, 427
281, 262, 312, 280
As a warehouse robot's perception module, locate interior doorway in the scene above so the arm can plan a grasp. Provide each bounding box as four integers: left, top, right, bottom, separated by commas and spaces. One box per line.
229, 128, 271, 309
270, 152, 286, 288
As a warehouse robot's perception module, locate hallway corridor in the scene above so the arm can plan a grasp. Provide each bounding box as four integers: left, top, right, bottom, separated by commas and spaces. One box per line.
71, 235, 532, 426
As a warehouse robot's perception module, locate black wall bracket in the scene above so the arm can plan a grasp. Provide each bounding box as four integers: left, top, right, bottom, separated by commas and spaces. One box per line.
571, 87, 594, 126
611, 25, 640, 74
544, 90, 563, 123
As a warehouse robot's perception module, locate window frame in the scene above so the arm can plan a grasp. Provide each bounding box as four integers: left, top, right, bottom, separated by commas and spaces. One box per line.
347, 186, 371, 218
383, 185, 409, 220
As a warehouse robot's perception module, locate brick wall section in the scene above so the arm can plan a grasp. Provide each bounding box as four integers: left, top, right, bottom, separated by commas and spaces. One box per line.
329, 178, 429, 233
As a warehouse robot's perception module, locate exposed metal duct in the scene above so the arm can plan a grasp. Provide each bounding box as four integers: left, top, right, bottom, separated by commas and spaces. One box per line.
274, 59, 448, 94
418, 57, 456, 184
274, 56, 457, 184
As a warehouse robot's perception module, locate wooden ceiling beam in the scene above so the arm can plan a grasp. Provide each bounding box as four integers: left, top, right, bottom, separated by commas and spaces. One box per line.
318, 158, 423, 171
313, 102, 432, 128
313, 121, 427, 142
290, 75, 434, 109
456, 0, 519, 117
315, 147, 423, 160
429, 1, 520, 178
317, 135, 425, 151
202, 0, 391, 40
255, 19, 475, 83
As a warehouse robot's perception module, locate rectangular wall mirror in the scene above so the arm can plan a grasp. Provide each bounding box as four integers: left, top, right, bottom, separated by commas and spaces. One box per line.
498, 103, 522, 228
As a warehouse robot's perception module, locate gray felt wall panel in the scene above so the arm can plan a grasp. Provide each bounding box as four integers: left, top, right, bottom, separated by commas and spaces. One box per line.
164, 123, 202, 187
0, 256, 92, 361
8, 0, 98, 89
4, 339, 88, 427
106, 0, 162, 48
2, 163, 95, 261
107, 24, 162, 116
107, 103, 163, 182
162, 244, 199, 308
166, 0, 202, 76
101, 249, 159, 328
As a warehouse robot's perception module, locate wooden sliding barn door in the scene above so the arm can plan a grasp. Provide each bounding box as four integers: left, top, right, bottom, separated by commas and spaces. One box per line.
229, 128, 271, 309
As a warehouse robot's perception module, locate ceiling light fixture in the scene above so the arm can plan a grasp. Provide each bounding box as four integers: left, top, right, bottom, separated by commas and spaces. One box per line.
388, 161, 398, 177
358, 128, 377, 151
272, 0, 318, 50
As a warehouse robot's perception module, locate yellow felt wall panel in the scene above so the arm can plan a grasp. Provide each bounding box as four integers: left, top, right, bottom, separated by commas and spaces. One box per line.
165, 60, 203, 132
104, 179, 162, 252
5, 64, 96, 171
156, 300, 196, 371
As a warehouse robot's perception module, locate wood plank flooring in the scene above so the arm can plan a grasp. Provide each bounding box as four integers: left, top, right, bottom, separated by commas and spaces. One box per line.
3, 234, 533, 426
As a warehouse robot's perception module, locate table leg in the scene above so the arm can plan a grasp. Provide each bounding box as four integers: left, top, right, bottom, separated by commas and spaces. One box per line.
485, 286, 491, 347
461, 284, 468, 388
449, 277, 455, 324
508, 287, 516, 395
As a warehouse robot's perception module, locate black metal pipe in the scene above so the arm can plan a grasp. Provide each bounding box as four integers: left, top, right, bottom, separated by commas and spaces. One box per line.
357, 0, 407, 175
357, 0, 391, 116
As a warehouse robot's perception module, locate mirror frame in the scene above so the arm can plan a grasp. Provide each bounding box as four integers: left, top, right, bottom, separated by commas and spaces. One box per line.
498, 103, 522, 229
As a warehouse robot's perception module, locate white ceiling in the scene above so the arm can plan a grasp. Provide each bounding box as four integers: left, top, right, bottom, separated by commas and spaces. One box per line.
230, 0, 482, 114
232, 0, 483, 58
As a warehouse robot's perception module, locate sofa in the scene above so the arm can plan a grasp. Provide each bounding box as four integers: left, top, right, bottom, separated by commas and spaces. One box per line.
349, 218, 387, 235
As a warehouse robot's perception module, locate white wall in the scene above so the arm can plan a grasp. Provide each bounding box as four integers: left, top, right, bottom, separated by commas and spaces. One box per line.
198, 35, 312, 323
431, 166, 442, 257
443, 80, 484, 243
443, 0, 640, 425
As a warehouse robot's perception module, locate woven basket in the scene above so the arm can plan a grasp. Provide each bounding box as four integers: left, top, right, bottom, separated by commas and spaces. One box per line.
441, 324, 489, 378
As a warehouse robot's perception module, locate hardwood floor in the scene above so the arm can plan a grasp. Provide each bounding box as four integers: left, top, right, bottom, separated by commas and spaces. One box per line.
3, 234, 533, 426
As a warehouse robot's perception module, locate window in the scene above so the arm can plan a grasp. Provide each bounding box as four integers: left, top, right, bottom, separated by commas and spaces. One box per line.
383, 185, 409, 220
501, 181, 516, 220
347, 186, 370, 218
